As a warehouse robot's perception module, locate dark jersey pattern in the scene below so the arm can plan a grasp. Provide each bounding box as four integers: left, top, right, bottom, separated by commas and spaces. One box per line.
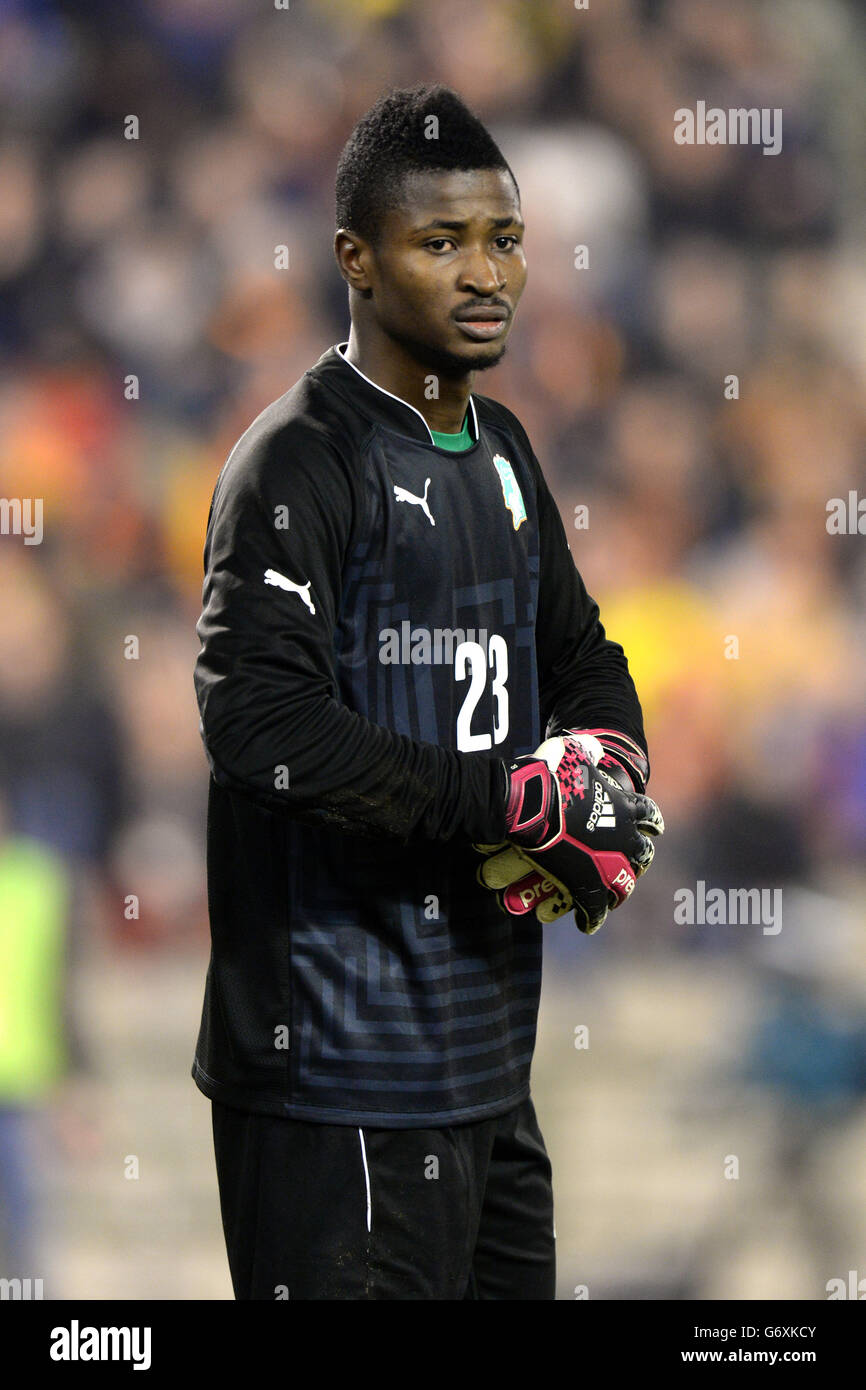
192, 343, 647, 1125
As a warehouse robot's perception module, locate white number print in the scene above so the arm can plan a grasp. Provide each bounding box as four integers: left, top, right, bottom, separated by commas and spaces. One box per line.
454, 635, 510, 751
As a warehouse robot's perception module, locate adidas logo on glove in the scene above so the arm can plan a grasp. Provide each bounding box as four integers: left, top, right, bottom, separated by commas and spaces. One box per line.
475, 729, 664, 934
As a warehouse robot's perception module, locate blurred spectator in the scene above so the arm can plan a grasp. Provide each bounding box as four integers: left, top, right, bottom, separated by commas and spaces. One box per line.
0, 790, 71, 1275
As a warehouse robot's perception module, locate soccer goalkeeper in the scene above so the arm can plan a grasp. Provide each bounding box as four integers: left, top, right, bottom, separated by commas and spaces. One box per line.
192, 84, 663, 1301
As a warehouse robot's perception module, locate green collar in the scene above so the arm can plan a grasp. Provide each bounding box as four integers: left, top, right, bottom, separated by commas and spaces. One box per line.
430, 411, 474, 452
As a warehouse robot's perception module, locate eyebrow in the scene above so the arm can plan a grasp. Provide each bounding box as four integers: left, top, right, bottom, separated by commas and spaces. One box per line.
412, 215, 525, 233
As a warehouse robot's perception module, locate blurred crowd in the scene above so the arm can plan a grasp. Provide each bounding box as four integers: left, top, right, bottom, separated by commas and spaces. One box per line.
0, 0, 865, 1297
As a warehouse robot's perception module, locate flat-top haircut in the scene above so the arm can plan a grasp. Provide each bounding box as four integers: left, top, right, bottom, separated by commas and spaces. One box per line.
335, 83, 518, 245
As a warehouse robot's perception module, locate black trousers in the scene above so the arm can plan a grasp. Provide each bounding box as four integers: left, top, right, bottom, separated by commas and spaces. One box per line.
211, 1095, 556, 1300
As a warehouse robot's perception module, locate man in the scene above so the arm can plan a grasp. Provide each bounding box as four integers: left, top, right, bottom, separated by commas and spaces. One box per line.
193, 84, 663, 1301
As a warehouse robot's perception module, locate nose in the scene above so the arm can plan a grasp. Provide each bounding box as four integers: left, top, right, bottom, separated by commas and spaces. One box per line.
458, 248, 505, 296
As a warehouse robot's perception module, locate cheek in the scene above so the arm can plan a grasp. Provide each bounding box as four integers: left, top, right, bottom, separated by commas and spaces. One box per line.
401, 265, 442, 301
508, 256, 528, 290
382, 271, 445, 322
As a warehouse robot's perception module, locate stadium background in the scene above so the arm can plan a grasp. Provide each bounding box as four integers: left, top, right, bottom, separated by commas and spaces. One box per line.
1, 0, 865, 1300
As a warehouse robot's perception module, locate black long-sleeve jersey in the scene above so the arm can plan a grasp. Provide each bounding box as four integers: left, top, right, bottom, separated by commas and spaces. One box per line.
191, 342, 647, 1126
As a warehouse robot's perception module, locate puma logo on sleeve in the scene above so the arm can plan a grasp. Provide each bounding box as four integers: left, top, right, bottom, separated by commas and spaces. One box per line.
263, 568, 316, 614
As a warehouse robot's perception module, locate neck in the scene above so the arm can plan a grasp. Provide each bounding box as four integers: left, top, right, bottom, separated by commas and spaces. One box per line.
342, 325, 472, 433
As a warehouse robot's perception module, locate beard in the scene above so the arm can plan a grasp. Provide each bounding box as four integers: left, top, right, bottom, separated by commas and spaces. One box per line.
384, 319, 509, 378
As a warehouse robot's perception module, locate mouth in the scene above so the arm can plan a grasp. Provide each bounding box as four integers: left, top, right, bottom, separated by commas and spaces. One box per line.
454, 310, 509, 342
456, 321, 507, 341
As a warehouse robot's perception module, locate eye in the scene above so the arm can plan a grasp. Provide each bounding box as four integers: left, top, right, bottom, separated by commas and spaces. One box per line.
494, 235, 519, 250
425, 238, 455, 253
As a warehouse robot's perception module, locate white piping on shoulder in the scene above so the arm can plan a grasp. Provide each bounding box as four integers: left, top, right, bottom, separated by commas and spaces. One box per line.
358, 1127, 372, 1233
335, 342, 478, 445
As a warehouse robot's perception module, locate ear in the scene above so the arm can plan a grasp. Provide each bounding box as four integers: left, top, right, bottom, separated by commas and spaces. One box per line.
335, 229, 374, 295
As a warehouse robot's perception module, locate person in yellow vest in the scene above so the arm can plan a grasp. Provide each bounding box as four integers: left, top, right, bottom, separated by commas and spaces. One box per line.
0, 791, 70, 1278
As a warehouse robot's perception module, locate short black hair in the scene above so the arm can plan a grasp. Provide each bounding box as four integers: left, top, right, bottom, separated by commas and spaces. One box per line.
335, 84, 518, 245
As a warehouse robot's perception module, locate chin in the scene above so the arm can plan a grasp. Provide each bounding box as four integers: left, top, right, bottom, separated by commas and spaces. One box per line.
425, 340, 509, 377
467, 343, 508, 372
443, 332, 510, 374
388, 324, 509, 377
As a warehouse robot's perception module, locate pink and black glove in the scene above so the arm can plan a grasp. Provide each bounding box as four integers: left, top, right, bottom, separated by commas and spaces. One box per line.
477, 730, 664, 934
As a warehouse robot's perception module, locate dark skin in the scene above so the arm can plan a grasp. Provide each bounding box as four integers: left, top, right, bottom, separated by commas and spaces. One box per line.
334, 168, 527, 434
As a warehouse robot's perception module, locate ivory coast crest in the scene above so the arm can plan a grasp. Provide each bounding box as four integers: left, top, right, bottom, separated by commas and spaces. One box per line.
492, 453, 527, 531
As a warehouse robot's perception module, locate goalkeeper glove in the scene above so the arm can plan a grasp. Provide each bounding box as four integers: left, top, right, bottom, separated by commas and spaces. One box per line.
477, 730, 664, 933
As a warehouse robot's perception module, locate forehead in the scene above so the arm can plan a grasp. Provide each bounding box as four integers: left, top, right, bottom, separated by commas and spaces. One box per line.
383, 167, 521, 234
